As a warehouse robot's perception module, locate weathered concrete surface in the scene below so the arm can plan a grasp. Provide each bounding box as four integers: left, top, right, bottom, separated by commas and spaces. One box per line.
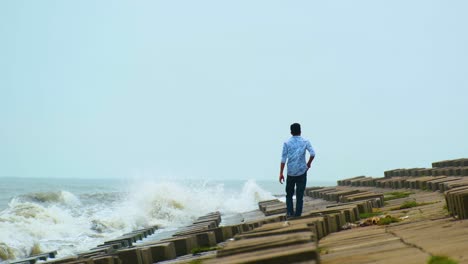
319, 226, 430, 264
388, 218, 468, 263
206, 242, 318, 264
319, 186, 468, 264
219, 231, 314, 257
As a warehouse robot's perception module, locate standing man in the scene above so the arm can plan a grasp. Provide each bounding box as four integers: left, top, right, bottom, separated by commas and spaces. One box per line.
279, 123, 315, 218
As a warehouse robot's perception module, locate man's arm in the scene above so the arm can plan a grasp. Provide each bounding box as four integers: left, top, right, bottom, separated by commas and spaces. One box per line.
280, 143, 287, 184
307, 155, 315, 169
306, 141, 315, 169
279, 162, 285, 184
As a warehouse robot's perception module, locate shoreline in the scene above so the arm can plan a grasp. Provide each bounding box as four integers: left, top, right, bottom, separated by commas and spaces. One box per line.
7, 157, 468, 263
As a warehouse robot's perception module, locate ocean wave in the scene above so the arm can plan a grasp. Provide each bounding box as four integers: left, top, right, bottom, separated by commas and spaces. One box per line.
222, 179, 276, 213
0, 178, 274, 263
79, 192, 123, 205
106, 179, 275, 229
14, 191, 81, 207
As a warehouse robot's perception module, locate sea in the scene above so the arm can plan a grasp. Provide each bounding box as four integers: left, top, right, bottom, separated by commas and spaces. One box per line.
0, 177, 335, 263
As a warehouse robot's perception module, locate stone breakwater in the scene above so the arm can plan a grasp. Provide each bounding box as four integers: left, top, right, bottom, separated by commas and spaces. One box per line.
9, 157, 468, 264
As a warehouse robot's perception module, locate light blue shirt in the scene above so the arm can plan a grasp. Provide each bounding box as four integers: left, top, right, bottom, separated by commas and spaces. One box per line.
281, 136, 315, 176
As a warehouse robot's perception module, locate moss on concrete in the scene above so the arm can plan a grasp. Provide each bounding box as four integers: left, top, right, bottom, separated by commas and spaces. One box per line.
377, 216, 400, 225
428, 255, 458, 264
191, 246, 221, 255
384, 191, 412, 201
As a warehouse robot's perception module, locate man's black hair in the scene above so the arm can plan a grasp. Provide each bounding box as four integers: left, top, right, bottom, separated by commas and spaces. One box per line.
290, 123, 301, 136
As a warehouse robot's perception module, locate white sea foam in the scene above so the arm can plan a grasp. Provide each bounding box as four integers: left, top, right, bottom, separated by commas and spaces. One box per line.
0, 179, 274, 263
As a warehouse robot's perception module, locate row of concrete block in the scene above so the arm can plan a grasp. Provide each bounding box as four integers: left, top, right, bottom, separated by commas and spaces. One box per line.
384, 166, 468, 178
210, 206, 364, 263
41, 211, 272, 264
338, 175, 468, 192
306, 186, 384, 208
40, 226, 158, 264
10, 251, 58, 264
259, 190, 384, 232
222, 187, 391, 263
242, 189, 396, 263
432, 158, 468, 168
336, 174, 468, 220
206, 214, 320, 263
13, 227, 158, 264
258, 199, 287, 216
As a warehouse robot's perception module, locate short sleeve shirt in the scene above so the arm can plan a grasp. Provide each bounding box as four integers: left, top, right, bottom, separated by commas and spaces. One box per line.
281, 136, 315, 176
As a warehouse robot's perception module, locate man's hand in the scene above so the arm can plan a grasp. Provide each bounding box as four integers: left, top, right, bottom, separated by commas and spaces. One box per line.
279, 174, 285, 184
279, 162, 286, 184
307, 156, 314, 171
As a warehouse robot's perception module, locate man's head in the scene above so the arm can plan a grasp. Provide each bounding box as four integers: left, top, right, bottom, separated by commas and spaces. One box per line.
290, 123, 301, 136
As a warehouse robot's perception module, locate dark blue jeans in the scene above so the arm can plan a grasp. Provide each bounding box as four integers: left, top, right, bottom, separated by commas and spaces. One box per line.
286, 172, 307, 217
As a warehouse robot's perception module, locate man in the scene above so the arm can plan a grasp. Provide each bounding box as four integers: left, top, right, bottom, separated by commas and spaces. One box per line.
279, 123, 315, 218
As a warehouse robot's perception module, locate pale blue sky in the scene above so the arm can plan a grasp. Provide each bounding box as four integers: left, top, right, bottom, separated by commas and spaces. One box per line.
1, 1, 467, 183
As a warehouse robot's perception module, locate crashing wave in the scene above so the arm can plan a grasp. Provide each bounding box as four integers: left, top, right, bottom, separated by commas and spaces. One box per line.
15, 191, 80, 207
0, 178, 274, 263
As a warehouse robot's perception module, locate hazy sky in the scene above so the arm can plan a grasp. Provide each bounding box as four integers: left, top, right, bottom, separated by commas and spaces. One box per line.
1, 1, 467, 183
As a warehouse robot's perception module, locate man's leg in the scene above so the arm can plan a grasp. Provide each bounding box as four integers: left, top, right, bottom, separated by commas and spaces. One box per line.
294, 173, 307, 217
285, 176, 296, 216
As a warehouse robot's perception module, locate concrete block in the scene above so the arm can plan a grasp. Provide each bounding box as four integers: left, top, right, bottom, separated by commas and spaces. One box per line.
144, 242, 176, 262
340, 176, 366, 185
160, 236, 197, 257
194, 231, 217, 247
445, 186, 468, 218
462, 194, 468, 219
196, 212, 221, 224
454, 189, 468, 219
305, 187, 325, 196
308, 187, 336, 198
47, 260, 93, 264
427, 177, 461, 191
315, 219, 326, 239
92, 256, 118, 264
192, 219, 218, 229
328, 190, 361, 202
116, 248, 142, 264
234, 223, 314, 240
342, 193, 384, 206
342, 208, 356, 223
217, 231, 315, 257
463, 167, 468, 176
261, 215, 286, 224
43, 256, 79, 264
77, 248, 108, 259
324, 214, 338, 234
104, 237, 133, 248
444, 179, 468, 191
229, 225, 242, 236
263, 203, 287, 216
208, 241, 318, 264
221, 226, 234, 240
138, 247, 152, 264
210, 227, 226, 243
258, 199, 281, 211
174, 227, 209, 237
